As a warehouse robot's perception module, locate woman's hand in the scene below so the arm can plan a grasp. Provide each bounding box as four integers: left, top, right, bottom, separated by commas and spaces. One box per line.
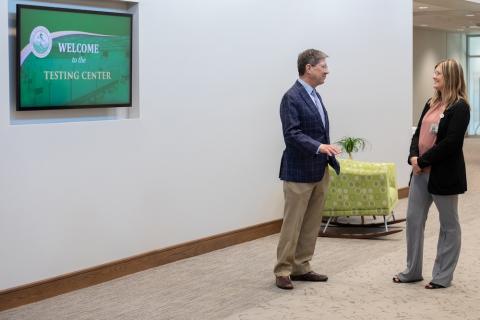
410, 156, 422, 175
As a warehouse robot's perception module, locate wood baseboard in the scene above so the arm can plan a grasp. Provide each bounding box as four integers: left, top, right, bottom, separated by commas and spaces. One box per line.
1, 186, 409, 312
0, 219, 283, 311
398, 187, 409, 199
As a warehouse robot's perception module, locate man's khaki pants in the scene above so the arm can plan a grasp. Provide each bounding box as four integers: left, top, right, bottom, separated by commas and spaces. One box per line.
274, 170, 330, 276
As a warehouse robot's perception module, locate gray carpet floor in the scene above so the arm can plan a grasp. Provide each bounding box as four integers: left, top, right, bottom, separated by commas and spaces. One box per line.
2, 138, 480, 320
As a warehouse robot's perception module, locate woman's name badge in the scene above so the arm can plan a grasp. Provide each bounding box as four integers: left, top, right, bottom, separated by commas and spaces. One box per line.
430, 123, 439, 134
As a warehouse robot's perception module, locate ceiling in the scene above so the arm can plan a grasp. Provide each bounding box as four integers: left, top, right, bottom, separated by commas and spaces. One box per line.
414, 0, 480, 32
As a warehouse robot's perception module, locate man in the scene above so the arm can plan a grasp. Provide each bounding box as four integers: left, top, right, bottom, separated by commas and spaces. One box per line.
274, 49, 341, 290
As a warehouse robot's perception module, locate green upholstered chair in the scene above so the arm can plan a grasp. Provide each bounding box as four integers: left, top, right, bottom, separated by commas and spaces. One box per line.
322, 159, 399, 232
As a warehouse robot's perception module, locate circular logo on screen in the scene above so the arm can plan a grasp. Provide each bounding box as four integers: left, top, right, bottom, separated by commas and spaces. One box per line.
29, 26, 52, 58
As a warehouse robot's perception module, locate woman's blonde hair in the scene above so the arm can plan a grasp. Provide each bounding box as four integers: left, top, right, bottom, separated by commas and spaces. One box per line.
430, 59, 468, 109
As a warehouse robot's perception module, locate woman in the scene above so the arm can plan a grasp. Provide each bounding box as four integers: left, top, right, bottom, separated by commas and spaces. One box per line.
394, 59, 470, 289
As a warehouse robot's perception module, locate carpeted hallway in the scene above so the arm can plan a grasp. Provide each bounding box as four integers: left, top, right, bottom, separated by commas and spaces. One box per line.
1, 138, 479, 320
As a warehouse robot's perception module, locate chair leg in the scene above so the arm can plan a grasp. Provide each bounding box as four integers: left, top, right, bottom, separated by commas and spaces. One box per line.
383, 215, 388, 232
323, 217, 333, 233
361, 216, 365, 225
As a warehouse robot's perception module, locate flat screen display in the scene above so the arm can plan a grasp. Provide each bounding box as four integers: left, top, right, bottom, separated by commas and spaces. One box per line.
16, 5, 132, 110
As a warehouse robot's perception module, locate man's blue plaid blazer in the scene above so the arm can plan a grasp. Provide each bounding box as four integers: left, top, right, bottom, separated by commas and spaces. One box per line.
279, 80, 340, 183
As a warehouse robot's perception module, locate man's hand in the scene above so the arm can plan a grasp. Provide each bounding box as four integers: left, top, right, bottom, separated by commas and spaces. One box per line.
410, 156, 422, 175
319, 144, 341, 156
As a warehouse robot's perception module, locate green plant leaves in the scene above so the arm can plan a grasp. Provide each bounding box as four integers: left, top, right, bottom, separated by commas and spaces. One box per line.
336, 137, 368, 159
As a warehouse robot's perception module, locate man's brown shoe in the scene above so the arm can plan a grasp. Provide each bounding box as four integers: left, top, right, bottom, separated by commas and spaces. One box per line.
290, 271, 328, 282
275, 276, 294, 290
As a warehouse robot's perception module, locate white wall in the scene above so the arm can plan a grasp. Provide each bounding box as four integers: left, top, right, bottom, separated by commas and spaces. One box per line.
0, 0, 412, 290
413, 27, 466, 125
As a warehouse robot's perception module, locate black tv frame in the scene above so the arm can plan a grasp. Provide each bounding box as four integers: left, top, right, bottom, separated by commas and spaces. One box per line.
16, 4, 133, 111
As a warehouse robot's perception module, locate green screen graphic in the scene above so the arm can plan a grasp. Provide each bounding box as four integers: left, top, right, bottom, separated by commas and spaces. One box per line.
17, 5, 132, 110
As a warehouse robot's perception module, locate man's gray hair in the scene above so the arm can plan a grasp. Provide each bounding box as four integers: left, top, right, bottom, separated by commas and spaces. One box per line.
297, 49, 328, 76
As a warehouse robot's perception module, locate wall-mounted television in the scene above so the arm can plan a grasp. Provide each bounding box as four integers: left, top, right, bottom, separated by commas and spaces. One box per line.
16, 5, 132, 111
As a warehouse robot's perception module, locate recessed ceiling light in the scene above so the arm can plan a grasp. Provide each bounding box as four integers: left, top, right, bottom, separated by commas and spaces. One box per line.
469, 25, 480, 28
419, 6, 429, 9
466, 14, 475, 17
466, 0, 480, 4
420, 24, 429, 27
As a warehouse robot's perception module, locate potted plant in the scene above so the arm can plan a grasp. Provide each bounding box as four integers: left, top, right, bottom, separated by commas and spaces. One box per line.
336, 137, 368, 159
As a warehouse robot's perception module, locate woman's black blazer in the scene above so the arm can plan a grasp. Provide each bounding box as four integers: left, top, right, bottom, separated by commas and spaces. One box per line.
409, 99, 470, 195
